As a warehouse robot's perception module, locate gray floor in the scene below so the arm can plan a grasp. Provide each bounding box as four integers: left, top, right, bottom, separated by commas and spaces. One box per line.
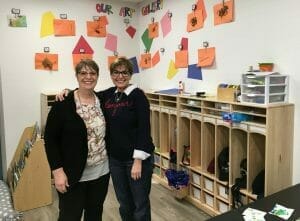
23, 179, 211, 221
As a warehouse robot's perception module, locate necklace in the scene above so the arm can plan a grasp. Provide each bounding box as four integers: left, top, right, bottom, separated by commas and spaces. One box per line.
115, 92, 123, 102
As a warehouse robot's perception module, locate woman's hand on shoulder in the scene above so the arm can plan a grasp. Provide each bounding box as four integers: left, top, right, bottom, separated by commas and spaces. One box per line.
56, 88, 70, 101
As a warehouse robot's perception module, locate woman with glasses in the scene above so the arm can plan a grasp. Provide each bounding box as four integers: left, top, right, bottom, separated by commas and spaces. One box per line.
57, 57, 154, 221
101, 58, 154, 221
44, 59, 110, 221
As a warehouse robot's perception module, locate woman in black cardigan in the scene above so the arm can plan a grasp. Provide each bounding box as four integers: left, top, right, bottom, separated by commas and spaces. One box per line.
44, 59, 109, 221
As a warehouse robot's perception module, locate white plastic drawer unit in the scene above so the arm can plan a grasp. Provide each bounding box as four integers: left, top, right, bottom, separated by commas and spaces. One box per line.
241, 72, 289, 104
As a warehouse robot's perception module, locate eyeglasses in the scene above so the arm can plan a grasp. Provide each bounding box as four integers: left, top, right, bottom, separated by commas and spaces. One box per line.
111, 70, 130, 77
78, 71, 98, 77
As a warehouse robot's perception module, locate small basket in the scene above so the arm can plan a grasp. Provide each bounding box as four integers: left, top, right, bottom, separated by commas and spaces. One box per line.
165, 169, 189, 199
172, 186, 188, 199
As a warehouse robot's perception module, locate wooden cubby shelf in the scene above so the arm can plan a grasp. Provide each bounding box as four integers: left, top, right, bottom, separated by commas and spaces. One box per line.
146, 92, 294, 216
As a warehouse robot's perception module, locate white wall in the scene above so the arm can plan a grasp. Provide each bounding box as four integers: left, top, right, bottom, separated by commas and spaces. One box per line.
135, 0, 300, 183
0, 0, 140, 175
1, 0, 300, 184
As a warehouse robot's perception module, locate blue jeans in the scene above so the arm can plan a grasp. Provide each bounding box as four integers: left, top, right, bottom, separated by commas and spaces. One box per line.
109, 156, 153, 221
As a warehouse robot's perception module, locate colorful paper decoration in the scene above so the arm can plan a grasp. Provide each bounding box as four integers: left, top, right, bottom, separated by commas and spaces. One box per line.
196, 0, 207, 21
108, 56, 119, 69
160, 11, 172, 38
140, 53, 152, 69
40, 11, 55, 37
72, 36, 94, 68
152, 50, 160, 67
72, 36, 94, 54
105, 33, 118, 52
148, 22, 159, 39
214, 0, 234, 26
54, 19, 75, 36
126, 25, 136, 39
187, 10, 204, 32
175, 50, 188, 68
87, 20, 107, 37
188, 64, 202, 80
35, 53, 58, 71
72, 54, 93, 68
197, 47, 215, 67
141, 28, 153, 52
129, 57, 139, 74
167, 60, 179, 80
8, 15, 27, 27
181, 37, 188, 51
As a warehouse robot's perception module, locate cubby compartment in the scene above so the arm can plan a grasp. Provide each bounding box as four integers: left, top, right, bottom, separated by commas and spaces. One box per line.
153, 165, 161, 176
217, 183, 229, 200
154, 152, 161, 166
190, 118, 201, 169
151, 109, 160, 151
159, 95, 177, 108
202, 101, 228, 117
178, 97, 202, 113
216, 199, 229, 213
191, 184, 201, 201
203, 192, 214, 208
146, 93, 159, 105
161, 156, 170, 169
178, 115, 191, 166
169, 114, 177, 152
203, 176, 214, 193
216, 125, 230, 182
231, 129, 248, 187
202, 121, 216, 175
160, 112, 169, 154
191, 171, 201, 186
248, 133, 265, 195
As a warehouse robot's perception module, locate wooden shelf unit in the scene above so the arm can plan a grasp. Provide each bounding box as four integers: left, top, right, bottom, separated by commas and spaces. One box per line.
7, 125, 52, 212
146, 92, 294, 216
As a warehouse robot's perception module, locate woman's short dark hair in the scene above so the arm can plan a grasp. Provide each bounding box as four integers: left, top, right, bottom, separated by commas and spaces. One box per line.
75, 59, 99, 76
110, 57, 133, 76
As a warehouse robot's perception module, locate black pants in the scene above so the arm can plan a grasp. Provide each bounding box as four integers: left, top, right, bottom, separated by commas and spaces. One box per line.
57, 173, 110, 221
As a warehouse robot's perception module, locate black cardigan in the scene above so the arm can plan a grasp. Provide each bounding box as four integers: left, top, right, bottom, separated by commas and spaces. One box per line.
44, 90, 89, 186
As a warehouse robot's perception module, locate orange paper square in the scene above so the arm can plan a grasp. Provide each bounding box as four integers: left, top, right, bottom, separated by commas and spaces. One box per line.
54, 19, 75, 36
72, 54, 93, 68
98, 15, 109, 26
197, 47, 215, 67
148, 22, 159, 39
35, 53, 58, 71
108, 56, 118, 69
108, 56, 126, 69
187, 10, 204, 32
175, 50, 188, 68
87, 21, 107, 37
140, 53, 152, 68
152, 51, 160, 67
214, 0, 234, 26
